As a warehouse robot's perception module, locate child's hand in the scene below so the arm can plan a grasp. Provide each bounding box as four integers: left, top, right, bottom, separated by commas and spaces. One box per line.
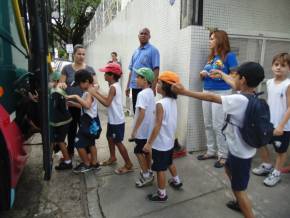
143, 143, 151, 153
66, 95, 78, 100
57, 82, 67, 89
88, 86, 98, 95
199, 71, 208, 79
209, 69, 223, 79
274, 125, 284, 136
131, 130, 137, 139
171, 83, 185, 95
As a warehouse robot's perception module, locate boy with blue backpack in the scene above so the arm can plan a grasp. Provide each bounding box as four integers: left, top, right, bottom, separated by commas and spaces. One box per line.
252, 53, 290, 187
172, 62, 267, 218
66, 70, 102, 173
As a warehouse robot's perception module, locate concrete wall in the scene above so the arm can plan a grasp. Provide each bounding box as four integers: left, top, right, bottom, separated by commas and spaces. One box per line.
85, 0, 290, 151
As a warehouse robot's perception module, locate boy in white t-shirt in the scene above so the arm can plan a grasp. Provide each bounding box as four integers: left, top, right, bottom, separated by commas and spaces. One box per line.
130, 68, 155, 188
252, 53, 290, 187
143, 71, 183, 202
66, 70, 101, 173
173, 62, 265, 218
89, 63, 133, 174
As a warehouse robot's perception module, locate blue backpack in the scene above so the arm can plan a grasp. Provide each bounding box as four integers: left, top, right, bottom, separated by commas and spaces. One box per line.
223, 93, 274, 148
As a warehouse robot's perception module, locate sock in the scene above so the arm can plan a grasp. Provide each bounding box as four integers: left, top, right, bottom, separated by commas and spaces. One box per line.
158, 189, 166, 197
64, 160, 72, 164
272, 168, 281, 176
173, 175, 181, 184
143, 172, 150, 178
262, 163, 272, 169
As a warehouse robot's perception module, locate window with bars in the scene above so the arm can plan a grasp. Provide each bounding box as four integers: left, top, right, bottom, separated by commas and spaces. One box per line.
180, 0, 203, 29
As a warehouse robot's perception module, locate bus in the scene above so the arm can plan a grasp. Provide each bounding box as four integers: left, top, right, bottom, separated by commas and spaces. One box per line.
0, 0, 51, 210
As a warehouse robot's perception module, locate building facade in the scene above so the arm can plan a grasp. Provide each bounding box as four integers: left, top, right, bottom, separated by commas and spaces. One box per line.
84, 0, 290, 150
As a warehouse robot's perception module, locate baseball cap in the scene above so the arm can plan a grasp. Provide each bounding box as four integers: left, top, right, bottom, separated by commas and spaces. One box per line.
51, 71, 61, 81
135, 67, 154, 83
158, 71, 180, 84
99, 63, 122, 75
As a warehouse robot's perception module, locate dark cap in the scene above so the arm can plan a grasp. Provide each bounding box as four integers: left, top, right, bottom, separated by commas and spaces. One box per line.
237, 62, 265, 87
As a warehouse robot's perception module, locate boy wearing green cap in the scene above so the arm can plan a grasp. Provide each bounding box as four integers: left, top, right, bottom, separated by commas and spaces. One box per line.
130, 67, 156, 187
49, 71, 72, 170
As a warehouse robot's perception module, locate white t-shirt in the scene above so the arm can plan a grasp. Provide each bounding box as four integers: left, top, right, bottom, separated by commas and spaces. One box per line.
221, 94, 256, 159
267, 78, 290, 131
133, 88, 155, 139
108, 82, 125, 125
152, 97, 177, 151
82, 92, 98, 118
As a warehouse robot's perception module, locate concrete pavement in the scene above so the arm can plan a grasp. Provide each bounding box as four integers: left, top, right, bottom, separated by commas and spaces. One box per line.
83, 111, 290, 218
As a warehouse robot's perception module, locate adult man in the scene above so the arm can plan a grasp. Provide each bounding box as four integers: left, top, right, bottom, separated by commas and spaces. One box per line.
126, 28, 160, 113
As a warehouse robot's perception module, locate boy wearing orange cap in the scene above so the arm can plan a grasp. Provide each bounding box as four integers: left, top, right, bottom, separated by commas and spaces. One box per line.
143, 71, 183, 202
89, 63, 133, 174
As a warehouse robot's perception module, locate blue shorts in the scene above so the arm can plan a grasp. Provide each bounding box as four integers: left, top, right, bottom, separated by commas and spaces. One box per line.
74, 131, 95, 149
134, 139, 147, 154
151, 148, 174, 172
106, 123, 125, 143
270, 131, 290, 153
225, 153, 252, 191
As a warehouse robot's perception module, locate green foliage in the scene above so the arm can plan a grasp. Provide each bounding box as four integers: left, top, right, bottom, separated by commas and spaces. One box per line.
51, 0, 101, 46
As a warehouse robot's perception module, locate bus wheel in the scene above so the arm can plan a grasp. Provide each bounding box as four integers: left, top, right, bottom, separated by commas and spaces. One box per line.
0, 132, 11, 210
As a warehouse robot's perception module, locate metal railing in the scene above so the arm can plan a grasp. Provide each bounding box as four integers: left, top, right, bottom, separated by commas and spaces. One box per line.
84, 0, 122, 46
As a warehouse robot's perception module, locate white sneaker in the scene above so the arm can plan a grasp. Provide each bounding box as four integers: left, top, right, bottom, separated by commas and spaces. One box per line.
252, 164, 273, 176
263, 172, 281, 187
135, 174, 154, 188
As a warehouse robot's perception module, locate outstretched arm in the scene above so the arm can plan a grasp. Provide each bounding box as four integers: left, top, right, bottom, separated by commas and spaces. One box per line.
210, 69, 237, 90
89, 86, 115, 107
66, 93, 93, 109
172, 84, 222, 104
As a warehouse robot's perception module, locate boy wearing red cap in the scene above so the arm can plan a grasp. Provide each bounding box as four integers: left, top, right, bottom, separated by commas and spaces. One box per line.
89, 63, 133, 174
143, 71, 183, 202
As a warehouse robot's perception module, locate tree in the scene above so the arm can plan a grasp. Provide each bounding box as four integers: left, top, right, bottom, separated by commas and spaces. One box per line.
51, 0, 101, 47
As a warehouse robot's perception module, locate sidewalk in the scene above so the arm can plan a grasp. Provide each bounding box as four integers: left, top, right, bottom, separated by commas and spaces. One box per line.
84, 110, 290, 218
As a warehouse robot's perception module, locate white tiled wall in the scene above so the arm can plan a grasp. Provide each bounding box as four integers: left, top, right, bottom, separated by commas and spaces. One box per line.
85, 0, 290, 151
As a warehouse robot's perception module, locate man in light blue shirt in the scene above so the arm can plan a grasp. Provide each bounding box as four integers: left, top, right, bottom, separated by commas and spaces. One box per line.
126, 28, 160, 113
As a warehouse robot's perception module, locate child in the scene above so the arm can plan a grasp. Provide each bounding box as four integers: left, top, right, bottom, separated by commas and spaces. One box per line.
66, 70, 101, 173
130, 68, 155, 187
252, 53, 290, 187
49, 71, 72, 170
143, 71, 183, 202
172, 62, 265, 218
89, 63, 133, 174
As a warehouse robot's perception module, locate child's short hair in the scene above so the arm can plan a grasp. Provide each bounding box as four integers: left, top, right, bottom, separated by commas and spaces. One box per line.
161, 81, 177, 99
106, 72, 121, 82
237, 62, 265, 88
272, 53, 290, 66
74, 69, 93, 85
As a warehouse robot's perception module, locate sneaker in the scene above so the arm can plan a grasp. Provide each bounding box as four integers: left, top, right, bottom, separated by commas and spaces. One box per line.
90, 163, 101, 171
135, 174, 154, 188
139, 170, 154, 178
147, 191, 168, 202
263, 172, 281, 187
168, 178, 183, 189
252, 164, 273, 176
55, 161, 72, 170
73, 163, 91, 173
226, 200, 241, 213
